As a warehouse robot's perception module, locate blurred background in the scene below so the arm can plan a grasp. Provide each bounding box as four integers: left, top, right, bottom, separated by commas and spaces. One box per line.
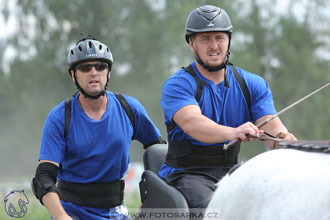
0, 0, 329, 218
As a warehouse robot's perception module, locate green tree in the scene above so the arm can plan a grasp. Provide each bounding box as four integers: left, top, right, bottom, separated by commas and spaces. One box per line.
1, 0, 329, 180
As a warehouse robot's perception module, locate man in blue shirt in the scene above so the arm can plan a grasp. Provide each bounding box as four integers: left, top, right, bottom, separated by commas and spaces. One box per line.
159, 5, 296, 214
32, 35, 165, 220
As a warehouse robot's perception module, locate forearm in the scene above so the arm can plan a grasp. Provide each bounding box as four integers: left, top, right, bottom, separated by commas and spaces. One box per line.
42, 192, 71, 220
173, 105, 262, 144
257, 116, 296, 149
258, 116, 288, 136
180, 114, 233, 144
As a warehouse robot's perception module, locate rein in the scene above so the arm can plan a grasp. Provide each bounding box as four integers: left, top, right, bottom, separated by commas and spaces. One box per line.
224, 82, 330, 150
247, 133, 330, 152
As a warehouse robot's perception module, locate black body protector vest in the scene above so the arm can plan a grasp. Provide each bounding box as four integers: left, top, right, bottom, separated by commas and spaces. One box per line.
165, 64, 251, 168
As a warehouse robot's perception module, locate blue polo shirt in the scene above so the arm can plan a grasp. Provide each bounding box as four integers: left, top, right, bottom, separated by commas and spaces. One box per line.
159, 62, 276, 179
39, 91, 160, 219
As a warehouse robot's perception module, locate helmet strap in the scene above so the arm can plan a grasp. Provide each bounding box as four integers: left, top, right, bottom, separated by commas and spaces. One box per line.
195, 54, 227, 72
194, 51, 231, 88
73, 71, 110, 99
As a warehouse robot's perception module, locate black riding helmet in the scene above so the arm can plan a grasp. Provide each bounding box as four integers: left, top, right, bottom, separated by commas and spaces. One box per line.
185, 5, 232, 74
68, 35, 113, 99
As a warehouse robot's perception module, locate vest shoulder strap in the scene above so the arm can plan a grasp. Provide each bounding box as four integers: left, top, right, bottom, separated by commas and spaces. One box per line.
64, 93, 135, 140
229, 64, 252, 121
64, 98, 71, 139
183, 65, 206, 102
114, 93, 135, 129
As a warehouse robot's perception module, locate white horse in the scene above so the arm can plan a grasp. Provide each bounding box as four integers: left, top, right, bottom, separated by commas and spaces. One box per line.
204, 146, 330, 220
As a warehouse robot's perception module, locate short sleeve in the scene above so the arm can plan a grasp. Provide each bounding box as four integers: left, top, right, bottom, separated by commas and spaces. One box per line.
160, 71, 199, 124
39, 104, 66, 163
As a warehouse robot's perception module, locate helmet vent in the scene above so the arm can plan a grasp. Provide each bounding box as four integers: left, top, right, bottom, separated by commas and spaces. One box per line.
78, 46, 82, 51
200, 5, 218, 13
88, 41, 92, 48
99, 45, 102, 50
70, 50, 74, 55
199, 7, 220, 21
107, 48, 109, 52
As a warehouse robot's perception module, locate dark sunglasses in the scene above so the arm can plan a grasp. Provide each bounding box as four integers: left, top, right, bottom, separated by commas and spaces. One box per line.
76, 62, 109, 72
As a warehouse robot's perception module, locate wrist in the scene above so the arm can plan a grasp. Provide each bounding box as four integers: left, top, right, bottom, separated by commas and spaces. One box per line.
54, 213, 71, 219
224, 126, 235, 141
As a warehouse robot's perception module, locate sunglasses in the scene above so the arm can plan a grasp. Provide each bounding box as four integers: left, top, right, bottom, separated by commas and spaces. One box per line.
76, 62, 109, 72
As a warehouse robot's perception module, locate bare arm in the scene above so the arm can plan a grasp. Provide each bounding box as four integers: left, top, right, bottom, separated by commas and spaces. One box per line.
256, 115, 297, 149
39, 160, 72, 220
173, 105, 262, 143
